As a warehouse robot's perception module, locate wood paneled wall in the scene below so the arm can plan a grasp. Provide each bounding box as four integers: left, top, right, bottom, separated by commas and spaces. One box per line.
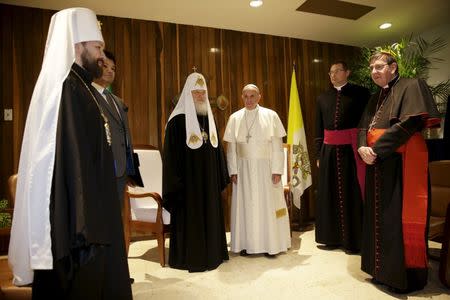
0, 4, 360, 223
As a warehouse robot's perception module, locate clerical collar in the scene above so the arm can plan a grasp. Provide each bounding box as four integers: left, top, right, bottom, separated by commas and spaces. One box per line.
388, 75, 400, 88
382, 75, 400, 91
72, 62, 93, 83
334, 82, 348, 91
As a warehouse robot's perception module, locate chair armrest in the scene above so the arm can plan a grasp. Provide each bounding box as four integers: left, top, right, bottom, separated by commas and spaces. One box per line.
127, 191, 163, 206
125, 191, 164, 224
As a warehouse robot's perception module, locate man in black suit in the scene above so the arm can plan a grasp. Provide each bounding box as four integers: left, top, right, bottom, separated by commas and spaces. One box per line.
92, 50, 137, 207
92, 50, 139, 284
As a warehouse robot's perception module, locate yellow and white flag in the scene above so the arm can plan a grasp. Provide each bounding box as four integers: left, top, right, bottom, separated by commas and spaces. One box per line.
287, 68, 312, 208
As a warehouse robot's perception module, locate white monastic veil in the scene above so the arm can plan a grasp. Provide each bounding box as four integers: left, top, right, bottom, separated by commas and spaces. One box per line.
167, 72, 218, 149
8, 8, 104, 286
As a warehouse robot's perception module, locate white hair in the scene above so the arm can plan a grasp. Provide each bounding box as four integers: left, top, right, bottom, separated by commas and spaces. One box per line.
242, 84, 260, 94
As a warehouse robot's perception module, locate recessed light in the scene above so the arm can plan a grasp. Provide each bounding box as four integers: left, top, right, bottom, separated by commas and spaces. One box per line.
379, 23, 392, 30
250, 1, 263, 8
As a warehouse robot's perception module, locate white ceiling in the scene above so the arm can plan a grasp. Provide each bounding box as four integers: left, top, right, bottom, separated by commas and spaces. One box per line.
2, 0, 449, 47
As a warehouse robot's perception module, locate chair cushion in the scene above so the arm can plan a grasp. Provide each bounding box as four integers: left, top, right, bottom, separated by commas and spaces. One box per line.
130, 203, 170, 225
129, 149, 170, 225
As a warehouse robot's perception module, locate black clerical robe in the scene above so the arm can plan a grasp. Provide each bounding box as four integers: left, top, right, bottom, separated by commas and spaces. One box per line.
358, 77, 440, 292
315, 83, 370, 251
32, 63, 132, 299
163, 114, 229, 272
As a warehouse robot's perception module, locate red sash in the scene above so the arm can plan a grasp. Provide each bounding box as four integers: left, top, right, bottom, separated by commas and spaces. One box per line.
367, 129, 428, 268
324, 128, 365, 199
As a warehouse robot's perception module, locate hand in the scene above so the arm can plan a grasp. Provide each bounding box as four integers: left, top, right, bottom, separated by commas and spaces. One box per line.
230, 174, 237, 184
272, 174, 281, 184
358, 146, 377, 165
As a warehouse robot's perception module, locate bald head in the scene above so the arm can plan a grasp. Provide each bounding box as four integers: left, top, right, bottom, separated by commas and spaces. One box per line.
241, 83, 261, 110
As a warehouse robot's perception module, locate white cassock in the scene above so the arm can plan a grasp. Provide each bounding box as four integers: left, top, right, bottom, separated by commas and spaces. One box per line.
224, 105, 291, 254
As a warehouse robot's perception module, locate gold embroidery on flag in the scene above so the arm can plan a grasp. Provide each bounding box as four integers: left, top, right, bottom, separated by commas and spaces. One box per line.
276, 208, 287, 218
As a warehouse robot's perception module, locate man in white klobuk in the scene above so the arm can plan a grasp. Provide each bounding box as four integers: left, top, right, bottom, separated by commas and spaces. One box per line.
8, 7, 132, 299
162, 72, 229, 272
224, 84, 291, 257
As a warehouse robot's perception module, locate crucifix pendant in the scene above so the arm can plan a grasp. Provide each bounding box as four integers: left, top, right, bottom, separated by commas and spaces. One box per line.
246, 133, 251, 143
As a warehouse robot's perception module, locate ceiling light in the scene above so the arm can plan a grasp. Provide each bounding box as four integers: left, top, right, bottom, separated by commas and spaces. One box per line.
379, 23, 392, 30
250, 1, 263, 8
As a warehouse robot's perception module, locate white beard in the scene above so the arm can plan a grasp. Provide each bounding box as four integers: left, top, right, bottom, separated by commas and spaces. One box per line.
194, 101, 209, 116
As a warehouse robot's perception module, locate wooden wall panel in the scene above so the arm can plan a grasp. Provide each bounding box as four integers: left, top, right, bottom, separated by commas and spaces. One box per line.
0, 4, 362, 223
160, 22, 178, 132
0, 5, 14, 202
0, 5, 52, 203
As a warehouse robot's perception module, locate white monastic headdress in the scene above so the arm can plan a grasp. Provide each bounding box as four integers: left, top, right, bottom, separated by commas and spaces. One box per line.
167, 72, 218, 149
9, 8, 104, 286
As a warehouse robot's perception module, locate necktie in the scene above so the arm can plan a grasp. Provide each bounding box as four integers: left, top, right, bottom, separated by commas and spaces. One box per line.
103, 89, 121, 120
103, 89, 113, 107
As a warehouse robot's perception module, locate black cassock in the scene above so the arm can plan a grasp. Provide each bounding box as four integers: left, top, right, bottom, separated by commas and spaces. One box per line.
358, 77, 440, 292
163, 114, 230, 272
315, 83, 370, 251
32, 64, 132, 300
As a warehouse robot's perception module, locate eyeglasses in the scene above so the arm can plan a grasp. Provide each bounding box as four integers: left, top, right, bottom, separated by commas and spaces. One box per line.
328, 69, 344, 76
368, 63, 390, 72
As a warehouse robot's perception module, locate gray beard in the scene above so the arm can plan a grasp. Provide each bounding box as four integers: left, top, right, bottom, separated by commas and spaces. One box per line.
194, 101, 209, 116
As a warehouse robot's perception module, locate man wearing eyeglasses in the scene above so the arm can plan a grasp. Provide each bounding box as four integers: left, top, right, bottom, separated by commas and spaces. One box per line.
315, 61, 370, 254
357, 51, 440, 293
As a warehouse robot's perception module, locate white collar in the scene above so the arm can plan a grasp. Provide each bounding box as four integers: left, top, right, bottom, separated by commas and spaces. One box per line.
245, 104, 259, 113
334, 82, 348, 91
91, 82, 106, 94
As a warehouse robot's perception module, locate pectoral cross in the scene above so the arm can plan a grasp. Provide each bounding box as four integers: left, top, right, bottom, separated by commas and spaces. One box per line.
246, 133, 251, 143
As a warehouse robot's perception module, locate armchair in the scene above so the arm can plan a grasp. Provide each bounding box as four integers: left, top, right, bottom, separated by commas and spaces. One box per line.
429, 160, 450, 241
124, 145, 170, 267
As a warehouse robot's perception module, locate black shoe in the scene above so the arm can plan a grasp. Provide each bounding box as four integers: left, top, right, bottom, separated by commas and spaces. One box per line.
387, 286, 410, 294
387, 285, 424, 294
264, 253, 276, 258
317, 244, 339, 251
345, 248, 360, 254
240, 250, 249, 256
370, 278, 382, 285
130, 277, 135, 284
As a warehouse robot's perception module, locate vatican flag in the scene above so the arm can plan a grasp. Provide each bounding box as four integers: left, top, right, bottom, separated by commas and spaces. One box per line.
287, 68, 312, 208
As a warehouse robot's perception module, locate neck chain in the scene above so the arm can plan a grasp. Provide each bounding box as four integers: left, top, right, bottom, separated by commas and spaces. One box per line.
71, 68, 112, 146
199, 115, 208, 143
368, 76, 400, 131
245, 108, 259, 143
368, 90, 388, 131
